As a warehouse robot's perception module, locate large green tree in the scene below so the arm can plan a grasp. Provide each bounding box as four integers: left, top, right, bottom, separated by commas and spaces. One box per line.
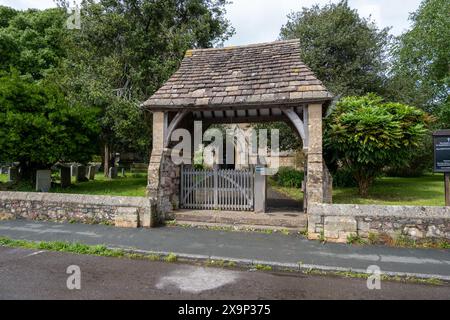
279, 0, 391, 96
324, 94, 431, 196
389, 0, 449, 127
0, 6, 68, 79
55, 0, 234, 174
0, 7, 101, 180
0, 71, 99, 180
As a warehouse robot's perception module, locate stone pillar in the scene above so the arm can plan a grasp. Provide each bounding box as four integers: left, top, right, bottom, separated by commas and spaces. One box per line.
147, 111, 170, 223
306, 103, 324, 205
254, 166, 267, 213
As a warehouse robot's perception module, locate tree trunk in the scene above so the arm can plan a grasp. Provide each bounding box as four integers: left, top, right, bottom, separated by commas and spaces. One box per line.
358, 179, 370, 197
104, 143, 110, 177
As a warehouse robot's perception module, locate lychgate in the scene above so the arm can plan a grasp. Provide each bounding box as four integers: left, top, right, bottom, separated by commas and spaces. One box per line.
142, 39, 333, 223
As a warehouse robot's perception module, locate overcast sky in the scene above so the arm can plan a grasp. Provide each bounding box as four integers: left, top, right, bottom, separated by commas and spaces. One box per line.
0, 0, 422, 46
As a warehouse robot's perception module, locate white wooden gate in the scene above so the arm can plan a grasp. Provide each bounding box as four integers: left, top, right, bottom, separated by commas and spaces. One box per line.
181, 167, 254, 211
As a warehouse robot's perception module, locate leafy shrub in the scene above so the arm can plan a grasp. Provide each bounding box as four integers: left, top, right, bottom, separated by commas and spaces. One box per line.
324, 94, 431, 196
273, 167, 304, 188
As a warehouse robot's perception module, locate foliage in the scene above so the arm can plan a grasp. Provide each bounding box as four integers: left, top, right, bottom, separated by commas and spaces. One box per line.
53, 0, 234, 167
332, 167, 357, 188
389, 0, 449, 124
0, 71, 100, 174
273, 167, 304, 188
0, 6, 68, 79
253, 122, 302, 151
346, 234, 367, 245
324, 94, 431, 196
280, 0, 392, 96
385, 135, 433, 177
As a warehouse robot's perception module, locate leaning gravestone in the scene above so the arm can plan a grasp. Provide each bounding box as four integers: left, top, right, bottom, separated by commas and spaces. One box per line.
36, 170, 52, 192
109, 167, 118, 179
76, 166, 88, 183
71, 165, 78, 177
88, 166, 96, 180
8, 167, 18, 182
60, 166, 71, 188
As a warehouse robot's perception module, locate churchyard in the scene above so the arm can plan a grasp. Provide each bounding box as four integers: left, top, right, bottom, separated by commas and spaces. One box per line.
0, 166, 147, 197
0, 166, 445, 205
270, 174, 445, 207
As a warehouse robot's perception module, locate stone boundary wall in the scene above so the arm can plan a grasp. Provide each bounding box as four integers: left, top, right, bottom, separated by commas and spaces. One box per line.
308, 204, 450, 243
0, 192, 155, 228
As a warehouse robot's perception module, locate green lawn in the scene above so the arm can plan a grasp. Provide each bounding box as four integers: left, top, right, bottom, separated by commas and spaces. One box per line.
0, 173, 147, 197
271, 174, 446, 207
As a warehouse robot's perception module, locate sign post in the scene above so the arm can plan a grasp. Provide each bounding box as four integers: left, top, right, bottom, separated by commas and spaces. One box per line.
433, 130, 450, 206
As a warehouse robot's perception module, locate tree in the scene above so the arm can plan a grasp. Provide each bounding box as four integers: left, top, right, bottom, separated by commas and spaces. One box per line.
389, 0, 449, 127
54, 0, 234, 175
279, 0, 391, 96
0, 7, 68, 79
0, 71, 100, 180
324, 94, 431, 196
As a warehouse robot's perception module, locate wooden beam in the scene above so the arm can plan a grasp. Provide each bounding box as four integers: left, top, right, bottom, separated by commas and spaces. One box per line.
282, 108, 306, 143
202, 115, 287, 126
164, 110, 189, 148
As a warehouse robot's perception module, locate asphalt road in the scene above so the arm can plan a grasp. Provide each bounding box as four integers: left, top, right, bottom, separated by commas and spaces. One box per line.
0, 247, 449, 300
1, 220, 450, 280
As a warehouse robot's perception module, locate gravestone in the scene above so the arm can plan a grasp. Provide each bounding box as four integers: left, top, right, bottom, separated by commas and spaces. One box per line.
71, 165, 78, 177
76, 166, 88, 183
36, 170, 52, 192
60, 166, 71, 188
7, 167, 18, 182
88, 166, 96, 180
109, 167, 118, 179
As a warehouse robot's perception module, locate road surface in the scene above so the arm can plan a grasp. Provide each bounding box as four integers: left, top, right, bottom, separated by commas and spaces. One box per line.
0, 247, 449, 300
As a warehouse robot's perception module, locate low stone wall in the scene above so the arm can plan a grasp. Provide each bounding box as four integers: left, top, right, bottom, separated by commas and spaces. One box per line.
308, 204, 450, 243
0, 192, 155, 228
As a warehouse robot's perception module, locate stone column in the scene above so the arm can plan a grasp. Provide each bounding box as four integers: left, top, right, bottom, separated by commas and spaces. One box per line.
147, 111, 169, 222
306, 103, 324, 205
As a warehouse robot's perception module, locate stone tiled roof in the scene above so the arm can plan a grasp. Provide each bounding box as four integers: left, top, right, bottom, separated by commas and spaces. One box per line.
143, 39, 333, 110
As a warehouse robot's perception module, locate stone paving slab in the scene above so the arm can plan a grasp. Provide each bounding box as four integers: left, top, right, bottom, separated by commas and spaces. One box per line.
175, 209, 307, 229
0, 220, 449, 280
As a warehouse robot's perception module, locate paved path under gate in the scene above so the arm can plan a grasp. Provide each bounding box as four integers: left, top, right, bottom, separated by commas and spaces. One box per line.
266, 186, 303, 212
0, 220, 449, 280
